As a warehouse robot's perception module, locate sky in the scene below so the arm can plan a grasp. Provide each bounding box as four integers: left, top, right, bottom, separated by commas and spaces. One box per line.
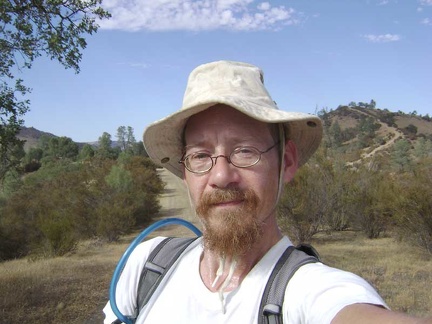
22, 0, 432, 143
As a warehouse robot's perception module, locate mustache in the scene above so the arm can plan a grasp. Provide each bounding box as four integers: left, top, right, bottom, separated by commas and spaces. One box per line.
200, 188, 248, 205
196, 188, 258, 217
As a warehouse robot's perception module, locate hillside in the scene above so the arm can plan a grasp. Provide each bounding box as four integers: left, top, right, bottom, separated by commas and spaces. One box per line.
17, 127, 57, 151
320, 105, 432, 167
17, 126, 105, 151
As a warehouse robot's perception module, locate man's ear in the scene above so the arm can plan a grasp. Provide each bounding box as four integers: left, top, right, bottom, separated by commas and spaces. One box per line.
283, 140, 298, 183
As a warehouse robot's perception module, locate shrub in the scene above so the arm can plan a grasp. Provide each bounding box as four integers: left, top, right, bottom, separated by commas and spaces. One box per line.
277, 149, 338, 243
347, 170, 394, 239
393, 163, 432, 254
38, 210, 78, 256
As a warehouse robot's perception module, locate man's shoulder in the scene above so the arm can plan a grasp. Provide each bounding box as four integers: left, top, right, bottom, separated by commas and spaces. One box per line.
127, 236, 169, 265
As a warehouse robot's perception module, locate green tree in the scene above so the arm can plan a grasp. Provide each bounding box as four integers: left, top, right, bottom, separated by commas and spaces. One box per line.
328, 120, 343, 147
0, 169, 22, 198
413, 138, 432, 159
277, 147, 339, 242
24, 147, 43, 163
116, 126, 127, 151
391, 139, 412, 172
105, 165, 133, 193
133, 141, 148, 157
0, 138, 25, 180
78, 143, 95, 160
0, 0, 110, 181
393, 166, 432, 254
97, 132, 118, 159
116, 126, 137, 154
41, 136, 79, 163
347, 169, 394, 239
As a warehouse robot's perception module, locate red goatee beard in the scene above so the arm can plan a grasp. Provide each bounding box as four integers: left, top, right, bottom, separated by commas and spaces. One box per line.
196, 188, 263, 258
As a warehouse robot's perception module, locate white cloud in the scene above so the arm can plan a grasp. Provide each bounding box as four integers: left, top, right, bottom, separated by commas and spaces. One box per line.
257, 2, 270, 10
363, 34, 401, 43
419, 0, 432, 5
421, 17, 432, 25
377, 0, 389, 5
98, 0, 299, 31
117, 62, 151, 69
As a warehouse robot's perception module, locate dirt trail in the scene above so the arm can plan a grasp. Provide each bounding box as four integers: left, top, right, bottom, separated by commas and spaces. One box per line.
152, 169, 201, 237
346, 107, 403, 166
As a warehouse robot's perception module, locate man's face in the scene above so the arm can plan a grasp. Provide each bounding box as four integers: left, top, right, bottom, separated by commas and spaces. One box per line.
183, 105, 282, 257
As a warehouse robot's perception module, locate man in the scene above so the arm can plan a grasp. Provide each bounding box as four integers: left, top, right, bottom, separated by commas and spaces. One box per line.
104, 61, 431, 323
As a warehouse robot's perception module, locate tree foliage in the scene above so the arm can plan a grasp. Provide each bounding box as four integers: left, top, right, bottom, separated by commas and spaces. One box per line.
0, 0, 110, 181
278, 138, 432, 250
278, 147, 341, 242
97, 132, 119, 159
0, 155, 163, 259
393, 163, 432, 254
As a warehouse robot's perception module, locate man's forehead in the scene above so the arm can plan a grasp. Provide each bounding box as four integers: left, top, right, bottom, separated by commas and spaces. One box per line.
186, 105, 267, 129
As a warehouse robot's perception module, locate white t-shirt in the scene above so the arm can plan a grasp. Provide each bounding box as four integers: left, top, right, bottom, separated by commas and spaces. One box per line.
103, 236, 387, 324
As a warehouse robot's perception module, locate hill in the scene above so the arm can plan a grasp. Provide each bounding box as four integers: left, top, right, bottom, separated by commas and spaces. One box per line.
17, 127, 57, 151
319, 104, 432, 167
17, 126, 113, 151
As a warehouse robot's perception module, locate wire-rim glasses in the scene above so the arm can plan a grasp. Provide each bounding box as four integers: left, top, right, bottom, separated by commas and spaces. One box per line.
179, 141, 280, 174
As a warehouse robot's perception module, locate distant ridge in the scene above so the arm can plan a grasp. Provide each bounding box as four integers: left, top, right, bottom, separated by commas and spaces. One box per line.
18, 127, 57, 151
18, 107, 432, 158
17, 126, 119, 151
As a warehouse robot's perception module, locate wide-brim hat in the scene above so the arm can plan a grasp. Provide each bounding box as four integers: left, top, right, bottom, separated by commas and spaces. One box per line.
143, 60, 323, 178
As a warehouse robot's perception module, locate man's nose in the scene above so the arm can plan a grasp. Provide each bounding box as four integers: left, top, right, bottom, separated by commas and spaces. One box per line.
208, 154, 239, 188
212, 155, 231, 165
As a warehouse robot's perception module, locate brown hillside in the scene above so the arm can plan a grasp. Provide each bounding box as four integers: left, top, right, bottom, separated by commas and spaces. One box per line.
324, 105, 432, 165
17, 127, 56, 151
395, 115, 432, 136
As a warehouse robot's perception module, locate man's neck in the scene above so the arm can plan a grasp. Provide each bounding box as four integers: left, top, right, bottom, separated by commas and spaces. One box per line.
199, 223, 282, 292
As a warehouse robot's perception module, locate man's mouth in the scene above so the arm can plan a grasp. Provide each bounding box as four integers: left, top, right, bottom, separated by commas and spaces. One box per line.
212, 199, 244, 207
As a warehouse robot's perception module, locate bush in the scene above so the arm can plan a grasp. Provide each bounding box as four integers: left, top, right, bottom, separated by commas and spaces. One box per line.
277, 149, 338, 242
95, 195, 135, 242
393, 163, 432, 254
38, 210, 78, 256
347, 170, 394, 239
0, 156, 164, 260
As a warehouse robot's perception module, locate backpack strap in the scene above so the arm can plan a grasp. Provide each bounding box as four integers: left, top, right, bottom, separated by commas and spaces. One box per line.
135, 237, 197, 319
258, 244, 320, 324
132, 238, 318, 324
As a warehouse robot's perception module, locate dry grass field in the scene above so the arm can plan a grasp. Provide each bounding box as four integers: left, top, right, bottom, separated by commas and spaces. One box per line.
313, 231, 432, 317
0, 230, 431, 323
1, 170, 431, 322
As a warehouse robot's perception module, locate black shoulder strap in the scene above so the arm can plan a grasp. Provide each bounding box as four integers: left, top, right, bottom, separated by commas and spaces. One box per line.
258, 244, 320, 324
135, 237, 197, 319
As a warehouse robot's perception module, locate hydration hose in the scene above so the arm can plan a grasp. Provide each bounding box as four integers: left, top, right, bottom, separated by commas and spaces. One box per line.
109, 218, 202, 324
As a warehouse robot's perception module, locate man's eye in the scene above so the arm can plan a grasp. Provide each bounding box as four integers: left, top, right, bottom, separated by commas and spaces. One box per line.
190, 152, 210, 161
235, 147, 256, 156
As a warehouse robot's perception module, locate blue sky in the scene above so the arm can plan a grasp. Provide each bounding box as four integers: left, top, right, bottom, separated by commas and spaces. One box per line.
22, 0, 431, 143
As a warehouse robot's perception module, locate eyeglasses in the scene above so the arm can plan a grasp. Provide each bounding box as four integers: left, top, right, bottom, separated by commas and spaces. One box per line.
179, 142, 279, 174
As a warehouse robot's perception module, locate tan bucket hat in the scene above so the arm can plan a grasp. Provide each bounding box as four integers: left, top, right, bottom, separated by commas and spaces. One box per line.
143, 60, 323, 178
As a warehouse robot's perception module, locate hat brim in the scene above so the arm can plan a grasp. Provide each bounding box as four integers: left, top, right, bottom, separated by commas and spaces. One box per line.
143, 98, 323, 178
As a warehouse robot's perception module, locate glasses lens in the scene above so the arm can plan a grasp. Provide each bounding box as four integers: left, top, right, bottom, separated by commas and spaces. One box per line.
186, 153, 212, 172
230, 147, 260, 167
